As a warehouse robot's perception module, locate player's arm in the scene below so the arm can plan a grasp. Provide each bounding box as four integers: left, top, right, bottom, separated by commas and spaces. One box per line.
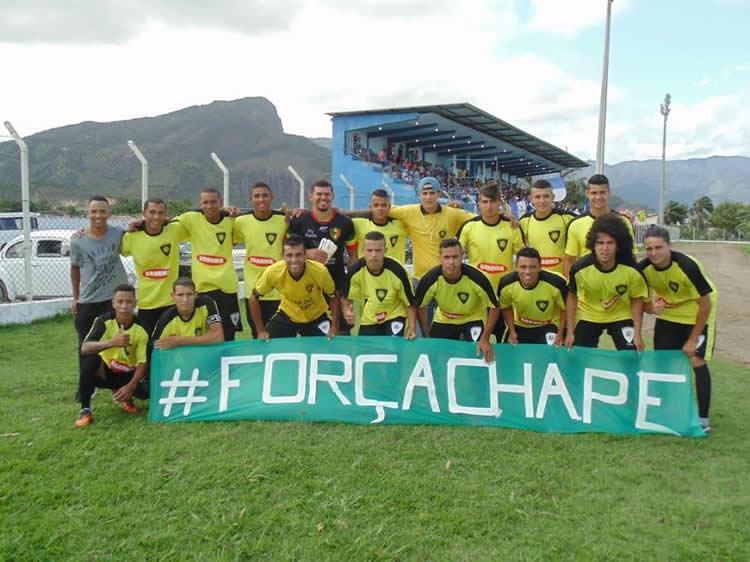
155, 321, 223, 349
328, 294, 341, 338
477, 307, 500, 363
113, 362, 147, 402
70, 265, 81, 316
565, 291, 577, 349
249, 292, 270, 340
81, 320, 129, 355
555, 308, 566, 347
501, 307, 517, 345
405, 306, 417, 340
630, 297, 645, 352
417, 307, 430, 337
685, 294, 711, 357
563, 223, 579, 279
341, 297, 356, 326
563, 255, 577, 280
413, 272, 436, 337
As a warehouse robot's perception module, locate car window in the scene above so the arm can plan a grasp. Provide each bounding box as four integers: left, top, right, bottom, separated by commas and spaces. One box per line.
37, 240, 63, 258
0, 218, 20, 230
5, 241, 24, 258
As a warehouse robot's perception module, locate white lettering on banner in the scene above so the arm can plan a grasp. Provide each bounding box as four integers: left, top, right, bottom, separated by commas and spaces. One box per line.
220, 355, 262, 412
159, 368, 209, 417
582, 368, 629, 424
496, 362, 535, 418
309, 354, 353, 405
447, 358, 500, 417
535, 363, 581, 421
263, 353, 307, 404
355, 354, 399, 423
635, 371, 687, 435
402, 354, 440, 412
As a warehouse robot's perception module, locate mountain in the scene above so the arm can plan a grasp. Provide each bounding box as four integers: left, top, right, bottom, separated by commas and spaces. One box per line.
572, 156, 750, 207
311, 138, 332, 150
0, 97, 331, 207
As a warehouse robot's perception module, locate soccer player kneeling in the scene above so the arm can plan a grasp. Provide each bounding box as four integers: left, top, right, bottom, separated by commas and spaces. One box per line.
250, 235, 340, 339
639, 226, 717, 432
495, 247, 567, 346
343, 231, 417, 338
566, 213, 648, 351
75, 285, 149, 428
415, 238, 499, 343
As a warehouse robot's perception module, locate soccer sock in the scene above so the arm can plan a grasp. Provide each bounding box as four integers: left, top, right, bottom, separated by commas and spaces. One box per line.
694, 364, 711, 419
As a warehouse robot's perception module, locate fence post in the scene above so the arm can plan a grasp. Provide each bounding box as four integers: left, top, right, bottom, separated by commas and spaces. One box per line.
339, 174, 356, 210
127, 141, 149, 207
4, 121, 32, 301
210, 152, 230, 206
287, 166, 305, 210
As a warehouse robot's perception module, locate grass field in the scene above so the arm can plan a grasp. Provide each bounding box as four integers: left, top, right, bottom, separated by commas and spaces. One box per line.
2, 314, 749, 560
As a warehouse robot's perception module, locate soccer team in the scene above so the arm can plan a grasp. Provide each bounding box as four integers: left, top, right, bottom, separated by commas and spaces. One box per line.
70, 174, 717, 432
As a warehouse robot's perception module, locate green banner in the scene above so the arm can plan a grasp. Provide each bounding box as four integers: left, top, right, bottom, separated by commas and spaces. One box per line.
149, 337, 704, 437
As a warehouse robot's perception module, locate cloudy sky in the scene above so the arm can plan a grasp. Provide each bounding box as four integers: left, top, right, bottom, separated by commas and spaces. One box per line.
1, 0, 749, 163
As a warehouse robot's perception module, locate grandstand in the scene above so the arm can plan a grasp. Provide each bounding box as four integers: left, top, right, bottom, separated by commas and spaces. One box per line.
328, 103, 588, 209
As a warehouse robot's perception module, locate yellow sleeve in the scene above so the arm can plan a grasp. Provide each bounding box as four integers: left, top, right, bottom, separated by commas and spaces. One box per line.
387, 205, 411, 221
564, 223, 580, 257
136, 330, 148, 365
512, 227, 524, 252
347, 271, 364, 301
499, 285, 513, 309
120, 232, 133, 257
254, 266, 274, 297
174, 212, 193, 234
319, 267, 336, 297
631, 269, 649, 300
451, 207, 476, 230
232, 218, 245, 244
458, 222, 470, 248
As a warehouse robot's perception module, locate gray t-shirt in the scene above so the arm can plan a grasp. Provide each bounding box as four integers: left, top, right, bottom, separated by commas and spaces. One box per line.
71, 226, 128, 303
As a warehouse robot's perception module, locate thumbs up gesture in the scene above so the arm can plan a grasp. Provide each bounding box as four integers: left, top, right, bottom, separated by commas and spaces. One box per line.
111, 325, 131, 348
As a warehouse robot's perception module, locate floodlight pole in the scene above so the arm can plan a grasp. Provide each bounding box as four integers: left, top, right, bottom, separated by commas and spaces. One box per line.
288, 165, 305, 209
210, 152, 230, 205
339, 174, 356, 210
382, 179, 396, 204
127, 140, 149, 207
595, 0, 613, 174
4, 121, 32, 300
658, 93, 671, 226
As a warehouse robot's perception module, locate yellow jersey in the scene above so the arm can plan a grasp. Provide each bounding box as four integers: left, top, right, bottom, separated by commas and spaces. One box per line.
84, 312, 149, 373
498, 270, 567, 328
457, 216, 525, 291
352, 216, 408, 264
233, 210, 287, 301
415, 263, 498, 325
254, 259, 336, 324
565, 211, 635, 259
176, 211, 238, 294
518, 209, 576, 273
388, 204, 474, 278
347, 257, 415, 325
151, 295, 222, 339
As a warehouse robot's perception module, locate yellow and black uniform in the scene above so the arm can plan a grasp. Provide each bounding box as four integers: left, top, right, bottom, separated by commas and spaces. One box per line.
347, 257, 415, 336
79, 313, 150, 409
415, 263, 498, 341
519, 209, 577, 274
175, 210, 241, 340
233, 210, 287, 338
151, 295, 222, 341
388, 204, 474, 279
457, 216, 525, 291
254, 259, 337, 338
639, 251, 717, 360
498, 270, 567, 344
121, 221, 188, 335
568, 254, 648, 349
352, 216, 408, 263
565, 211, 636, 260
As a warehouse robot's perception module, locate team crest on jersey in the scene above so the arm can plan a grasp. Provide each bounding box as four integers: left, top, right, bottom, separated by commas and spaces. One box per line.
669, 281, 679, 292
439, 229, 447, 239
496, 239, 508, 252
616, 284, 627, 295
376, 288, 388, 302
160, 243, 171, 256
265, 233, 277, 245
390, 235, 399, 247
305, 283, 314, 293
216, 232, 226, 244
536, 300, 549, 312
330, 227, 341, 241
457, 292, 469, 304
548, 230, 561, 243
194, 327, 203, 336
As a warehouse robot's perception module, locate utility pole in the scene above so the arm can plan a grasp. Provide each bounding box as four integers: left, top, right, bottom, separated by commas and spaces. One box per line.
658, 93, 672, 225
595, 0, 614, 174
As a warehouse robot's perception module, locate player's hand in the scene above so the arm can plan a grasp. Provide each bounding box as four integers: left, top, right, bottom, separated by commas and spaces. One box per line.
71, 227, 85, 240
507, 332, 519, 346
553, 333, 564, 347
111, 328, 131, 348
127, 219, 145, 233
503, 211, 519, 229
565, 332, 575, 350
477, 338, 495, 363
290, 208, 308, 219
652, 297, 667, 316
634, 335, 645, 353
405, 328, 417, 340
343, 307, 356, 325
71, 299, 78, 316
306, 248, 329, 263
154, 336, 180, 350
447, 200, 462, 208
113, 382, 135, 402
682, 338, 698, 358
224, 206, 241, 217
327, 328, 337, 341
257, 330, 271, 341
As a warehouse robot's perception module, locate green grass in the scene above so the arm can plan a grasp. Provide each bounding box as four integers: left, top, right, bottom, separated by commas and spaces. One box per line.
740, 244, 750, 256
2, 316, 749, 560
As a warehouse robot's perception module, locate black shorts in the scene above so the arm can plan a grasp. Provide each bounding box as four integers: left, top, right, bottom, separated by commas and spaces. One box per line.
137, 305, 171, 338
513, 324, 558, 345
430, 320, 485, 341
266, 311, 331, 338
358, 317, 407, 337
654, 318, 713, 359
244, 298, 280, 339
574, 319, 636, 350
201, 289, 242, 341
96, 365, 150, 399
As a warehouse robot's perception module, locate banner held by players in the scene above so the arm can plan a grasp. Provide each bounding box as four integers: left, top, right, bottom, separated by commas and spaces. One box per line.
150, 337, 704, 437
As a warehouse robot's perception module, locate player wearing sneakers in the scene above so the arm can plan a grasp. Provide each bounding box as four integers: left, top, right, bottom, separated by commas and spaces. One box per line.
75, 284, 149, 428
565, 213, 648, 351
639, 226, 718, 432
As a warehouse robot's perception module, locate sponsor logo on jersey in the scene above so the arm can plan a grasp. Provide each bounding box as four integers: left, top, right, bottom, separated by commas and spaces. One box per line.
216, 232, 226, 244
248, 255, 275, 266
536, 300, 549, 311
197, 254, 227, 265
443, 311, 465, 319
330, 227, 341, 241
108, 359, 133, 374
375, 311, 388, 323
669, 281, 679, 292
144, 268, 170, 279
160, 243, 171, 256
389, 235, 399, 247
519, 315, 550, 326
541, 257, 562, 267
457, 292, 469, 304
616, 284, 627, 295
376, 288, 388, 301
478, 262, 508, 274
496, 239, 508, 252
439, 229, 447, 239
548, 230, 561, 243
265, 233, 277, 245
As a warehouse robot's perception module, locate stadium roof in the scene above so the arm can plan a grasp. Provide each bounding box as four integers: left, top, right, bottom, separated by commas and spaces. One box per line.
328, 103, 588, 177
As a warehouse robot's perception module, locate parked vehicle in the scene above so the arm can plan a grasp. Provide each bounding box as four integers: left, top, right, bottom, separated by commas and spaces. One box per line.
0, 230, 137, 302
0, 212, 40, 250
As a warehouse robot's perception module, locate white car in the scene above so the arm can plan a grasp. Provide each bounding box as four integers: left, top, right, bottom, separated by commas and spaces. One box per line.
0, 230, 137, 302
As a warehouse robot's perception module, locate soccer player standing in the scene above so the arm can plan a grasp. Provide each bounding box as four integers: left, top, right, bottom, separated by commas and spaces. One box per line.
344, 231, 417, 338
566, 213, 648, 351
352, 189, 408, 263
639, 226, 717, 432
